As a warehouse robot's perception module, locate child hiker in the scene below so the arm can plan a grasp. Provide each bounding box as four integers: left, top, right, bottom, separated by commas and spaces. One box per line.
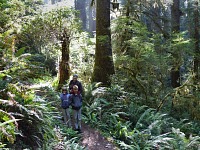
71, 85, 82, 132
60, 86, 71, 127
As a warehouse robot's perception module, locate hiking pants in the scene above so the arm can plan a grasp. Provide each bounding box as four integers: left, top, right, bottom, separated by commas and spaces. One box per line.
62, 108, 71, 127
73, 108, 81, 130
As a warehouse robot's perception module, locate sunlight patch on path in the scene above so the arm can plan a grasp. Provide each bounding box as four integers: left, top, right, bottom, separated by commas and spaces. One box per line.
30, 82, 52, 89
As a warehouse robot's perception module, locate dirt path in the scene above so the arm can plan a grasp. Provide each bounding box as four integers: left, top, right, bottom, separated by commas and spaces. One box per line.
53, 122, 119, 150
34, 84, 118, 150
80, 123, 119, 150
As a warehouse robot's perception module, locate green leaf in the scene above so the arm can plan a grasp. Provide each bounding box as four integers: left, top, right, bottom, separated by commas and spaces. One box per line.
15, 47, 26, 57
0, 119, 21, 127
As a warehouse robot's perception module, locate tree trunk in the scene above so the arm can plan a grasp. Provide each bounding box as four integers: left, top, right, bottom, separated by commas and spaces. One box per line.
51, 0, 55, 4
126, 0, 130, 17
88, 2, 96, 34
171, 0, 180, 32
75, 0, 87, 30
0, 51, 4, 71
170, 0, 181, 88
92, 0, 115, 86
58, 29, 70, 88
194, 1, 199, 81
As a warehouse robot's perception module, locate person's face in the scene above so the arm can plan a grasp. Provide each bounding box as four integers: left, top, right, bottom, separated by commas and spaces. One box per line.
73, 88, 78, 94
63, 90, 67, 94
73, 77, 77, 82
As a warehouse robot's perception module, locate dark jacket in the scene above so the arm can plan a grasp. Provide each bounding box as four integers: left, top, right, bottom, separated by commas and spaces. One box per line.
60, 93, 71, 109
70, 94, 82, 110
69, 80, 83, 94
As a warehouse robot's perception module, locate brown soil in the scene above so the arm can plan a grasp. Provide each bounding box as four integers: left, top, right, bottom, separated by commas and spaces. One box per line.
80, 123, 119, 150
53, 121, 119, 150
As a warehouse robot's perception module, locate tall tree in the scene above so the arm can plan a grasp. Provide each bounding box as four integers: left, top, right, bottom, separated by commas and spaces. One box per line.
48, 8, 81, 88
170, 0, 181, 88
194, 1, 199, 81
88, 0, 96, 34
75, 0, 87, 30
26, 7, 81, 88
92, 0, 115, 86
58, 28, 70, 87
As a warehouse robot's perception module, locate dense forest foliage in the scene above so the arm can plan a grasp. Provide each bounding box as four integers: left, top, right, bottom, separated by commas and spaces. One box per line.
0, 0, 200, 149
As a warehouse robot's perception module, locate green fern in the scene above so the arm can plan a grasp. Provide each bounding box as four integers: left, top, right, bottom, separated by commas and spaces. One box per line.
0, 109, 20, 145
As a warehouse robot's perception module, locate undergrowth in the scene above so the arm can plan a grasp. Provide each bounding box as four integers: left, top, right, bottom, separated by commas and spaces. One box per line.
82, 83, 200, 150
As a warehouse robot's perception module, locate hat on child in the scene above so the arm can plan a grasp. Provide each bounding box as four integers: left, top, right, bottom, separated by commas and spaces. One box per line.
73, 74, 78, 78
62, 86, 67, 90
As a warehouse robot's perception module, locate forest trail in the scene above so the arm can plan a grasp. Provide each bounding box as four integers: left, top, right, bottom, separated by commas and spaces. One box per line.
54, 122, 118, 150
33, 83, 118, 150
80, 123, 118, 150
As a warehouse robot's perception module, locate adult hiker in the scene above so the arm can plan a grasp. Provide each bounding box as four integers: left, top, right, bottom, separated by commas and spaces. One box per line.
69, 74, 83, 94
70, 85, 82, 132
60, 86, 71, 127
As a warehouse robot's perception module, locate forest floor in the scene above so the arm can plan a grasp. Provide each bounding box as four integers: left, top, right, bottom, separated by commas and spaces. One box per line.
80, 123, 119, 150
53, 120, 119, 150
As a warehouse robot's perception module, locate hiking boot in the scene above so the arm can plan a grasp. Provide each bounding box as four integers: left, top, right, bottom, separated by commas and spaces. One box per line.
74, 128, 82, 133
74, 128, 79, 131
78, 128, 82, 133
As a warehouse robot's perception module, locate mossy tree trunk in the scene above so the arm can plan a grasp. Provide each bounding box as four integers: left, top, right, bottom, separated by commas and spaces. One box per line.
92, 0, 115, 86
194, 1, 199, 81
170, 0, 181, 88
58, 29, 70, 88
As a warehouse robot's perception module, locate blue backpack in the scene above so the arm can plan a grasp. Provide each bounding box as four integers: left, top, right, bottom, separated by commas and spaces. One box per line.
60, 94, 71, 109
